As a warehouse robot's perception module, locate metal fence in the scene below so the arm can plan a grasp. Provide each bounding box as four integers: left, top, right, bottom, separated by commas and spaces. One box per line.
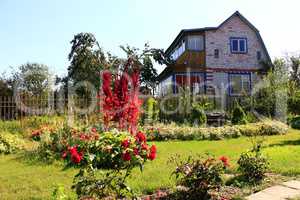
0, 96, 99, 121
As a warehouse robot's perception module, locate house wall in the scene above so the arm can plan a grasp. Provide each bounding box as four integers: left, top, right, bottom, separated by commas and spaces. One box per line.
205, 16, 267, 69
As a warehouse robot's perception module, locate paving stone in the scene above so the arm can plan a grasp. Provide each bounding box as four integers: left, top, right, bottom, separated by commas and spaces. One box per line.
246, 185, 300, 200
245, 191, 281, 200
282, 180, 300, 190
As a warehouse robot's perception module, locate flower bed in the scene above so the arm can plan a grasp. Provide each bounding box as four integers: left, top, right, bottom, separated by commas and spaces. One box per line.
143, 119, 288, 141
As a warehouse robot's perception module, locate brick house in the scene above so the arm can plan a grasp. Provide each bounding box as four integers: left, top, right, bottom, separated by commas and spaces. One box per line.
157, 11, 271, 108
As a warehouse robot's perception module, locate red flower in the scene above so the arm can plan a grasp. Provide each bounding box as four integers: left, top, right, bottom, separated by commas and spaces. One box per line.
219, 156, 230, 167
133, 148, 139, 156
91, 127, 97, 133
121, 139, 130, 148
122, 151, 131, 161
71, 152, 83, 164
148, 144, 157, 160
136, 131, 146, 143
69, 146, 83, 164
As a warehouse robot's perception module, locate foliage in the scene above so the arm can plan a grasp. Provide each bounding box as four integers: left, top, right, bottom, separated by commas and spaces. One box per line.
51, 184, 72, 200
0, 132, 24, 154
140, 55, 157, 94
12, 63, 51, 96
237, 140, 269, 184
0, 76, 13, 96
142, 120, 288, 141
67, 32, 106, 91
290, 116, 300, 129
170, 155, 229, 200
289, 55, 300, 88
190, 102, 207, 126
231, 102, 247, 125
252, 59, 289, 117
288, 90, 300, 115
142, 97, 159, 124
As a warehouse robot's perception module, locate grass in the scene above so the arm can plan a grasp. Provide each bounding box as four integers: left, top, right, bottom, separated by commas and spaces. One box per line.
1, 129, 300, 199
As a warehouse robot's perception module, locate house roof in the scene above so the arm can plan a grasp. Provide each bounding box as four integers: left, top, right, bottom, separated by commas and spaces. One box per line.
164, 11, 271, 62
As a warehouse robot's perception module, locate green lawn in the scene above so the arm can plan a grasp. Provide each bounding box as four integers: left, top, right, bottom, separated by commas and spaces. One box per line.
1, 129, 300, 199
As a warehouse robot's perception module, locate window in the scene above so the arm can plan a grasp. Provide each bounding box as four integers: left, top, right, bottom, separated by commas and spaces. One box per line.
257, 51, 262, 60
214, 49, 219, 58
171, 40, 185, 60
229, 74, 251, 96
230, 37, 247, 53
175, 73, 204, 94
187, 36, 204, 51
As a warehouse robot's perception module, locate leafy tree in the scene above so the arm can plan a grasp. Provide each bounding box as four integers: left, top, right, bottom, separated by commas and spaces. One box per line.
68, 33, 106, 91
0, 77, 12, 96
289, 56, 300, 88
232, 101, 247, 125
140, 56, 157, 94
13, 63, 51, 96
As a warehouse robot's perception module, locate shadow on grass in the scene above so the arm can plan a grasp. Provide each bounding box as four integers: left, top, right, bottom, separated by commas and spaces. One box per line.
12, 150, 64, 167
266, 139, 300, 148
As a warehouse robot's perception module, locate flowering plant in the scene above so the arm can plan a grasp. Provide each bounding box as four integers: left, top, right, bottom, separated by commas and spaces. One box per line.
171, 155, 229, 200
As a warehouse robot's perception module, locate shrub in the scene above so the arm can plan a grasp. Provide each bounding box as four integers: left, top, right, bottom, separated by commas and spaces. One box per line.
142, 120, 287, 141
190, 103, 207, 126
288, 91, 300, 115
231, 103, 247, 125
0, 132, 24, 154
290, 116, 300, 129
171, 155, 229, 200
237, 141, 269, 184
143, 97, 159, 124
258, 119, 288, 135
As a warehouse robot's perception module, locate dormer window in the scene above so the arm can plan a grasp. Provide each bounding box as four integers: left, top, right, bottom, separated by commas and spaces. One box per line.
230, 37, 247, 54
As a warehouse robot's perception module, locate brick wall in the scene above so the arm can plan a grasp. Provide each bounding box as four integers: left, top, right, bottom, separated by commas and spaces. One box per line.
205, 16, 267, 69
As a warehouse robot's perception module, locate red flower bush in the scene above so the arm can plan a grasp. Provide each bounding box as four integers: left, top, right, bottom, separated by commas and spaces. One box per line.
100, 58, 142, 134
62, 146, 84, 164
219, 156, 230, 167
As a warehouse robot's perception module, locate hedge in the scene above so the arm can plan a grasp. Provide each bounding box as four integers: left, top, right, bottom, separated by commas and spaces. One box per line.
143, 120, 288, 141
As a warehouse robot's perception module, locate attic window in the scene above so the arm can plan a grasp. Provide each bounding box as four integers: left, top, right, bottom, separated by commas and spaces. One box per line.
230, 37, 247, 53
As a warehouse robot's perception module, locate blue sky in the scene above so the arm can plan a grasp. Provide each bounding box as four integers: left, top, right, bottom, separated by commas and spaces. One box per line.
1, 0, 300, 76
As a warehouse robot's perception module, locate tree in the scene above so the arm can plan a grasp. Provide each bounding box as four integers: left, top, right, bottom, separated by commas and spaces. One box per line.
13, 63, 51, 96
289, 56, 300, 88
140, 56, 157, 94
0, 76, 13, 96
68, 33, 106, 91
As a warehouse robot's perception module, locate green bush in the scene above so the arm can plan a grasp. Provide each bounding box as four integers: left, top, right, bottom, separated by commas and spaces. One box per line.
237, 141, 269, 184
231, 103, 247, 125
290, 116, 300, 129
0, 132, 24, 154
190, 103, 207, 126
0, 120, 22, 134
288, 91, 300, 115
143, 97, 159, 124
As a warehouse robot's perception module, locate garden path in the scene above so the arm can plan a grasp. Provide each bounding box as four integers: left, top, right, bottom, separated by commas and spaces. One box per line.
246, 180, 300, 200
